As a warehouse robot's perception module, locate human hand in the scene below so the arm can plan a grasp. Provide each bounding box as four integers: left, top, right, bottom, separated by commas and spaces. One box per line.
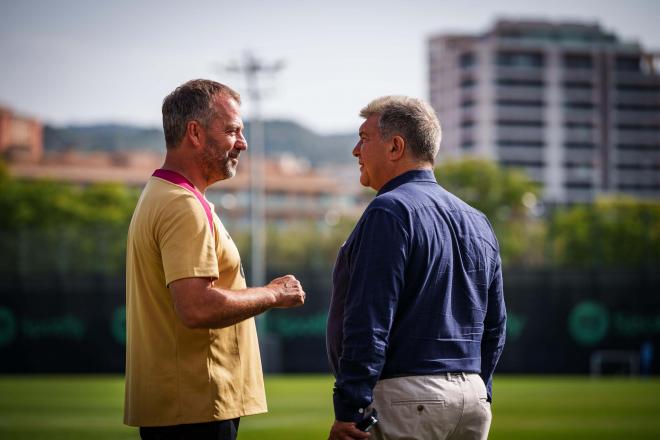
328, 420, 371, 440
267, 275, 305, 308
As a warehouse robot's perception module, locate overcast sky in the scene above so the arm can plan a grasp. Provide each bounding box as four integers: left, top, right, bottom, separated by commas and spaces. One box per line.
1, 0, 659, 134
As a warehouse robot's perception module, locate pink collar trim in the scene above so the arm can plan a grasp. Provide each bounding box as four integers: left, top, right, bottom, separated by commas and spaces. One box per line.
152, 169, 214, 237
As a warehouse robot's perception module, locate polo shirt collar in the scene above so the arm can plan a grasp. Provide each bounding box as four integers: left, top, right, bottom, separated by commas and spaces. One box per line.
377, 168, 437, 196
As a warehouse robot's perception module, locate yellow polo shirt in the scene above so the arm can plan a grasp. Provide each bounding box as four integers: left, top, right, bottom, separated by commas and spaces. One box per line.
124, 175, 267, 427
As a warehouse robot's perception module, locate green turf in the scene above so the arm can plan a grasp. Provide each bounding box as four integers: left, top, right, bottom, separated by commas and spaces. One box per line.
0, 375, 659, 439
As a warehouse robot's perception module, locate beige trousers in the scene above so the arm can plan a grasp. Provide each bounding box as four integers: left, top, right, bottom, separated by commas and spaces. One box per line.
369, 373, 492, 440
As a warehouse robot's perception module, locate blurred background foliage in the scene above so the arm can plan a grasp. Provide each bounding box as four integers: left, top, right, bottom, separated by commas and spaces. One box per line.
1, 158, 659, 278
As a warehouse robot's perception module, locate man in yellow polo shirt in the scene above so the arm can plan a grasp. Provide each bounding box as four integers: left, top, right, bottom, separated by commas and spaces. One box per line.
124, 79, 306, 440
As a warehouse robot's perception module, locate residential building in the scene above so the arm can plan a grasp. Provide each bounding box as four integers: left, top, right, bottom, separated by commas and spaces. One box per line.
9, 150, 365, 229
429, 19, 660, 202
0, 106, 43, 163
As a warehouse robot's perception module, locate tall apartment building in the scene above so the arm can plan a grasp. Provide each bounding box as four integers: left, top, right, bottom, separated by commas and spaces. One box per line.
429, 20, 660, 203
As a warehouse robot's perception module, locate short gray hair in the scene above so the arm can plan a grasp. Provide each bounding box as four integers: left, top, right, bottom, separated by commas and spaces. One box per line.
162, 79, 241, 149
360, 96, 441, 163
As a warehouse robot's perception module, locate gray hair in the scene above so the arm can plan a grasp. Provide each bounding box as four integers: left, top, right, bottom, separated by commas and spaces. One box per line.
162, 79, 241, 149
360, 96, 441, 163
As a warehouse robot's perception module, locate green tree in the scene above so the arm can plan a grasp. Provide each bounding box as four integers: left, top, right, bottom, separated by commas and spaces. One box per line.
434, 158, 544, 265
0, 162, 139, 275
550, 196, 660, 267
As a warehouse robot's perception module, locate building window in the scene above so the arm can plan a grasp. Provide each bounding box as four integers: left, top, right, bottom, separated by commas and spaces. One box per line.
616, 56, 642, 72
500, 160, 544, 167
563, 81, 593, 90
496, 51, 544, 68
616, 144, 660, 151
496, 78, 544, 87
616, 104, 660, 112
617, 124, 660, 132
498, 140, 545, 148
563, 54, 593, 69
497, 120, 544, 128
565, 182, 593, 189
564, 102, 596, 110
564, 162, 594, 169
565, 122, 594, 129
565, 142, 595, 149
618, 183, 660, 190
616, 84, 660, 92
616, 163, 660, 170
460, 52, 476, 68
497, 100, 544, 108
460, 78, 476, 88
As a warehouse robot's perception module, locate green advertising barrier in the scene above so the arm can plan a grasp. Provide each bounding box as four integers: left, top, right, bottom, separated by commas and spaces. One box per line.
0, 307, 17, 347
0, 268, 658, 374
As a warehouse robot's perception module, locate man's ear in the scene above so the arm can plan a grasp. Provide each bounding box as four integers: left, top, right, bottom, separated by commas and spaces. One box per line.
388, 135, 406, 160
186, 120, 204, 148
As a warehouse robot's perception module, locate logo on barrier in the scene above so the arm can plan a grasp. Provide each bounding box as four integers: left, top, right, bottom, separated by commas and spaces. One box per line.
506, 311, 526, 341
569, 301, 609, 346
111, 307, 126, 345
0, 307, 17, 347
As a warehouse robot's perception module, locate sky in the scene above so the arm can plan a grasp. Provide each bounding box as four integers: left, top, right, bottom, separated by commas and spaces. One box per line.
1, 0, 659, 135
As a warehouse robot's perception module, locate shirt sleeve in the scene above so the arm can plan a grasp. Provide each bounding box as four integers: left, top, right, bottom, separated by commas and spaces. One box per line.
157, 193, 219, 286
480, 253, 506, 401
333, 207, 408, 422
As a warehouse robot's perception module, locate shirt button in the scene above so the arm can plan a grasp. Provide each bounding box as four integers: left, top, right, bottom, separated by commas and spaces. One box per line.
358, 408, 364, 414
417, 405, 424, 412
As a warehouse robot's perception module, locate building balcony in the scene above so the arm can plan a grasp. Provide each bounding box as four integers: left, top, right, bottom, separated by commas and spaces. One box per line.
495, 86, 545, 101
494, 66, 545, 81
615, 92, 660, 105
616, 150, 660, 165
565, 188, 595, 203
564, 149, 596, 163
562, 69, 598, 82
617, 169, 660, 185
615, 111, 660, 125
495, 127, 545, 141
563, 109, 598, 124
496, 107, 545, 121
565, 166, 595, 181
615, 71, 660, 86
564, 128, 595, 143
497, 146, 545, 162
563, 90, 595, 103
616, 131, 660, 145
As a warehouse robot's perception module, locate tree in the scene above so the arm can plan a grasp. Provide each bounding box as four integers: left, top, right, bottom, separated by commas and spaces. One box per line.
0, 163, 139, 275
550, 196, 660, 267
434, 158, 544, 265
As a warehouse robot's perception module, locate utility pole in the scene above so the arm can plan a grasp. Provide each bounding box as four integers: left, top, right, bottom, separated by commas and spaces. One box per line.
220, 51, 284, 319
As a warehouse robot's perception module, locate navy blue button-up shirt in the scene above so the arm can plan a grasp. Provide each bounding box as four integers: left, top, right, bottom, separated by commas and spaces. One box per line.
327, 169, 506, 422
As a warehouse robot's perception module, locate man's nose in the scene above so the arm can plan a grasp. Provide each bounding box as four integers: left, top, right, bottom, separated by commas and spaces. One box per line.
352, 142, 361, 157
237, 134, 248, 150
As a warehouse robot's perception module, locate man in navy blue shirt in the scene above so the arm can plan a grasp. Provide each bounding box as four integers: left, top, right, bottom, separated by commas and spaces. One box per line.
327, 96, 506, 440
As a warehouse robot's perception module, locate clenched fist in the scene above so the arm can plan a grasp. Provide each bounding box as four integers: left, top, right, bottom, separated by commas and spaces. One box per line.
267, 275, 306, 308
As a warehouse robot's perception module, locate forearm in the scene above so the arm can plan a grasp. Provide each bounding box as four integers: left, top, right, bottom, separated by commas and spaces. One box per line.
182, 285, 278, 329
170, 275, 304, 329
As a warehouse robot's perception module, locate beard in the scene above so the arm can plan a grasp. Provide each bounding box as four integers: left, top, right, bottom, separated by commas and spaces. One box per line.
201, 136, 237, 182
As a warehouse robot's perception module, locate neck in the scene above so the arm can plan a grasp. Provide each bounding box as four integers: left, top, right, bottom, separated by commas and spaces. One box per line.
161, 154, 208, 193
392, 160, 433, 177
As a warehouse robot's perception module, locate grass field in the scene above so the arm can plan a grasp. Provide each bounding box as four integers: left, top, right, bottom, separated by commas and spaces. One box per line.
0, 375, 659, 439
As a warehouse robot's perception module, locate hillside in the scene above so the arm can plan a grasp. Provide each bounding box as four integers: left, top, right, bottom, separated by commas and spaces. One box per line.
43, 120, 356, 165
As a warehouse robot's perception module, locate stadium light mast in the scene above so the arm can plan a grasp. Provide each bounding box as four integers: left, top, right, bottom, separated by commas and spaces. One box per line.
220, 52, 284, 294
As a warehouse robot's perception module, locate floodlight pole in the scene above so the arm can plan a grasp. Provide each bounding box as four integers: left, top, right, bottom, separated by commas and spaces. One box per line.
222, 52, 283, 326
